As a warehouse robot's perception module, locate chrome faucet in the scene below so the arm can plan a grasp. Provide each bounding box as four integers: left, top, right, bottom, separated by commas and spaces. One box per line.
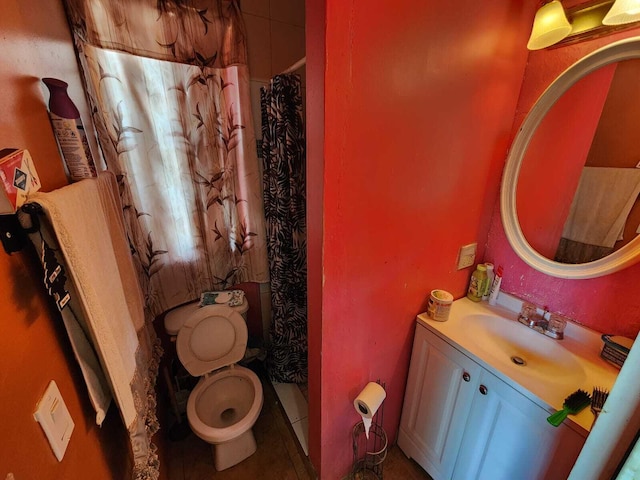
517, 303, 565, 339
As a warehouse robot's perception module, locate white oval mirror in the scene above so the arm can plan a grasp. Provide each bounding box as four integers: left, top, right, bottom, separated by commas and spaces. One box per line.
501, 37, 640, 279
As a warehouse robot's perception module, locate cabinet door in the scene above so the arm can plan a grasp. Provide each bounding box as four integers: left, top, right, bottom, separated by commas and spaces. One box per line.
452, 369, 585, 480
398, 324, 481, 480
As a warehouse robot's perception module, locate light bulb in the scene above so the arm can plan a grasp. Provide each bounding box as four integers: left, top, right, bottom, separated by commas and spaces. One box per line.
603, 0, 640, 25
527, 1, 572, 50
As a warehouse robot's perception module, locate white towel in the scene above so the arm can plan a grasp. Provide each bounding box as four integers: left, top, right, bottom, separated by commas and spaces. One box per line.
562, 167, 640, 248
26, 229, 112, 425
28, 172, 159, 479
31, 173, 142, 425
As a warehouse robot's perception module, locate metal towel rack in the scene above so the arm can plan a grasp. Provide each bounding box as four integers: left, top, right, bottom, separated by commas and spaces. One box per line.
0, 202, 43, 254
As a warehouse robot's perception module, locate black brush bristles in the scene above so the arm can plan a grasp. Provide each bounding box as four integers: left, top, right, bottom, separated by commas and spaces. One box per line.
547, 389, 592, 427
566, 389, 592, 410
590, 387, 609, 427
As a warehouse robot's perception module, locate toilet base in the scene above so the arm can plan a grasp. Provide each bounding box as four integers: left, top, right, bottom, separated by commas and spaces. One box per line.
212, 428, 257, 471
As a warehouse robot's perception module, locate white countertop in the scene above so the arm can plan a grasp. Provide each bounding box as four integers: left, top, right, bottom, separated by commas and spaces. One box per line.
417, 294, 621, 436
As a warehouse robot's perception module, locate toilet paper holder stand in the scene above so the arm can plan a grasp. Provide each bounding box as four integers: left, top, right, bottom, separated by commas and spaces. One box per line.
351, 380, 387, 480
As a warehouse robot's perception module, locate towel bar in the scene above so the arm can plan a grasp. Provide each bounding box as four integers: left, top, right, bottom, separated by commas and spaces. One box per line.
0, 202, 43, 255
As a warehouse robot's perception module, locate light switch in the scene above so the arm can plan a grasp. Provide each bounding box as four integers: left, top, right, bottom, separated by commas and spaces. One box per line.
457, 243, 477, 270
34, 381, 74, 461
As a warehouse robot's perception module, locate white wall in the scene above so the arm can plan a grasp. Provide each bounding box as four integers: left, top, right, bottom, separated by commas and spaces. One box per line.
241, 0, 306, 140
240, 0, 306, 340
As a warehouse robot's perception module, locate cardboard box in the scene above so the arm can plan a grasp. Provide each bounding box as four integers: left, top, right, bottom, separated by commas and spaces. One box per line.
0, 149, 41, 214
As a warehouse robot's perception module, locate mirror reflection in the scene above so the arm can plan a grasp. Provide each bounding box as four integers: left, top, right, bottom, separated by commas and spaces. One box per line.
517, 58, 640, 264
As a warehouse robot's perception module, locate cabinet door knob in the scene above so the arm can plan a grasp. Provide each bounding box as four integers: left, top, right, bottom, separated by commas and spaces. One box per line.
479, 385, 488, 395
462, 372, 471, 382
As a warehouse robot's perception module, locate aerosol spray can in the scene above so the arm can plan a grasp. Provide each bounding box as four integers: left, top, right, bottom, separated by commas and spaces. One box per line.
42, 77, 97, 182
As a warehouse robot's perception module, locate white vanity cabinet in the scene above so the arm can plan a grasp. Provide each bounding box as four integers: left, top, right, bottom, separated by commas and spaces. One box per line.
398, 322, 586, 480
398, 322, 482, 479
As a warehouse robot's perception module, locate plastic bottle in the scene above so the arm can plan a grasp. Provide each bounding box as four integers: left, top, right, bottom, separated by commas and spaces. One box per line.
482, 263, 495, 301
488, 265, 503, 306
42, 78, 97, 182
467, 264, 488, 302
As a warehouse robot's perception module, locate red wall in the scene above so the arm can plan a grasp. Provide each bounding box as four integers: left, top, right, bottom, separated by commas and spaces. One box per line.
307, 1, 539, 477
485, 29, 640, 340
0, 2, 139, 478
586, 60, 640, 247
305, 0, 325, 474
516, 64, 613, 258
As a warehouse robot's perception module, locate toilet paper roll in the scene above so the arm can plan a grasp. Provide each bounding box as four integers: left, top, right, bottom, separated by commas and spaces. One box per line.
354, 382, 386, 438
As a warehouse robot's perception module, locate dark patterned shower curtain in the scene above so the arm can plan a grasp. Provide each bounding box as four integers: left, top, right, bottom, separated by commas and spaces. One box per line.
261, 74, 307, 384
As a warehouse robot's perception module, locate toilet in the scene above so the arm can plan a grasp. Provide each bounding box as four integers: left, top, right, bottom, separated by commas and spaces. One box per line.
168, 302, 263, 471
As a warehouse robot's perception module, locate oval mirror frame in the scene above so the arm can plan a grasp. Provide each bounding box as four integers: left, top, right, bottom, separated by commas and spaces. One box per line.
501, 37, 640, 279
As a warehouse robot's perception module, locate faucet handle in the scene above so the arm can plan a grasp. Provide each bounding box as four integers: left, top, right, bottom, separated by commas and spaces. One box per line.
548, 313, 568, 335
519, 302, 537, 320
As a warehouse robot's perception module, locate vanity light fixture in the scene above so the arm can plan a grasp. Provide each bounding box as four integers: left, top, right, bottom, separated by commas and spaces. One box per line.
603, 0, 640, 25
527, 1, 572, 50
528, 0, 640, 51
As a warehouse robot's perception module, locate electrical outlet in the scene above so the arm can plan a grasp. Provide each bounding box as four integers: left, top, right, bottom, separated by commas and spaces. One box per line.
457, 243, 477, 270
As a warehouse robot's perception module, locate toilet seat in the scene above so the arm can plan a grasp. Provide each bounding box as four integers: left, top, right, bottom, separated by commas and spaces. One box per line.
176, 305, 248, 377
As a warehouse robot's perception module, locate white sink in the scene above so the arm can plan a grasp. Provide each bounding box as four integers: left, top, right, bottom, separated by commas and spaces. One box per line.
458, 313, 586, 385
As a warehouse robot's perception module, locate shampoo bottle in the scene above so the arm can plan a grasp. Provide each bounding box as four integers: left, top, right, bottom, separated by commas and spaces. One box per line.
482, 263, 495, 301
467, 264, 488, 302
43, 78, 97, 182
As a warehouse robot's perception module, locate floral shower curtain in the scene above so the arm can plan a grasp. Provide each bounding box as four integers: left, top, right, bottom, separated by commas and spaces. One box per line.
63, 0, 269, 321
261, 74, 307, 384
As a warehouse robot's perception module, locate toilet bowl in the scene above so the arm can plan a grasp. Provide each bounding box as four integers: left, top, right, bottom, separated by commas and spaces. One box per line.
174, 303, 263, 471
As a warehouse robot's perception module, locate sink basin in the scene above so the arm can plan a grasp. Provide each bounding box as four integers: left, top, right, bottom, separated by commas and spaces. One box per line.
459, 313, 586, 385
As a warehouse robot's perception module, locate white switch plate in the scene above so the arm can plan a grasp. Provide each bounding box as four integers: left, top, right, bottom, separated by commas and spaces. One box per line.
34, 381, 74, 462
457, 243, 477, 270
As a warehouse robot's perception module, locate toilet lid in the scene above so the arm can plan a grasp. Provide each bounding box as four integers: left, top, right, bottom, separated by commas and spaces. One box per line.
176, 305, 248, 376
164, 298, 249, 336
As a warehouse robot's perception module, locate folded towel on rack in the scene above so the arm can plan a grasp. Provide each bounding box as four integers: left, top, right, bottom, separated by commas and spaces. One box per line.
28, 171, 160, 479
562, 167, 640, 248
26, 225, 113, 425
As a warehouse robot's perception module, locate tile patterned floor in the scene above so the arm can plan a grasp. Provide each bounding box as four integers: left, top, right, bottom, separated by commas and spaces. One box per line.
164, 368, 431, 480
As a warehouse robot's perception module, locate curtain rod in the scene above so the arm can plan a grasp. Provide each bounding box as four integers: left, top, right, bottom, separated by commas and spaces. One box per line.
280, 56, 306, 75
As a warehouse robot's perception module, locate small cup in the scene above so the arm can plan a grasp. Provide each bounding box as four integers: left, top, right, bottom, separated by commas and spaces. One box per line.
427, 289, 454, 322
